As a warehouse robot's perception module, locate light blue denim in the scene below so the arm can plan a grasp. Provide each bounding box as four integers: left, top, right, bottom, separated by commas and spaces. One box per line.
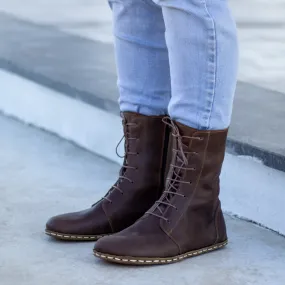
109, 0, 239, 130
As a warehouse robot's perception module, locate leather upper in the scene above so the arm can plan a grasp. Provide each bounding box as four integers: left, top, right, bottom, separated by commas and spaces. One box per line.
46, 112, 170, 236
95, 121, 228, 257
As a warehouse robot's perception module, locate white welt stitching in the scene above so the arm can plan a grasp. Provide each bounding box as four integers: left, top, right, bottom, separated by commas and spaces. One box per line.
47, 231, 103, 239
95, 241, 228, 264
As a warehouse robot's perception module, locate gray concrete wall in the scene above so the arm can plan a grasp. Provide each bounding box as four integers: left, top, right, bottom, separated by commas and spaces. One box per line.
1, 0, 284, 93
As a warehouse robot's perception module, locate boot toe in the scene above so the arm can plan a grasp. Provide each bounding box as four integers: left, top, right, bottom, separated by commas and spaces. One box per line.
45, 206, 113, 236
45, 213, 71, 234
94, 230, 179, 258
94, 235, 129, 257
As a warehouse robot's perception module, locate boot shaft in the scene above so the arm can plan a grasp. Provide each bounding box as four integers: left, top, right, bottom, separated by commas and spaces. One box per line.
120, 112, 171, 192
168, 122, 228, 209
103, 112, 171, 231
147, 120, 228, 251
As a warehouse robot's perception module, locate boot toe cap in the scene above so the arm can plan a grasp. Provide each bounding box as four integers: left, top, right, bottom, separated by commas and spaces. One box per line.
94, 235, 128, 256
45, 206, 113, 236
94, 231, 179, 258
45, 213, 71, 234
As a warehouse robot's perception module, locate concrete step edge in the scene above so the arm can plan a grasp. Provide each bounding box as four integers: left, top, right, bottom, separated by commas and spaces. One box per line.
1, 69, 284, 236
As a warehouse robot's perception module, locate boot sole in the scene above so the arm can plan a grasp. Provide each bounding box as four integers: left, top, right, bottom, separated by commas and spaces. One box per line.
45, 230, 106, 241
94, 240, 228, 265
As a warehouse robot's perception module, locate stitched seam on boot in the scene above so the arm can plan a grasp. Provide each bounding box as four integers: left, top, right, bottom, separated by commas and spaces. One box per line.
214, 213, 220, 244
102, 204, 115, 233
168, 132, 211, 234
214, 201, 221, 244
161, 226, 182, 255
158, 124, 167, 198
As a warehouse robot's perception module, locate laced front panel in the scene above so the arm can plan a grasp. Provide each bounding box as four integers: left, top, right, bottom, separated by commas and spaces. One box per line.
147, 118, 203, 222
102, 120, 138, 203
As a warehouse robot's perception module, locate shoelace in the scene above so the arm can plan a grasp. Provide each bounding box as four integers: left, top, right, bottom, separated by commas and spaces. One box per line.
102, 121, 138, 203
147, 118, 203, 221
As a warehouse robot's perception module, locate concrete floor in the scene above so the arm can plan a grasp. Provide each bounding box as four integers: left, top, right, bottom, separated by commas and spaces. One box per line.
1, 114, 285, 285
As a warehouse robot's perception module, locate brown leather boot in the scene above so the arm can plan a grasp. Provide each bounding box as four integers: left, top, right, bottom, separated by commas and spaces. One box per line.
45, 112, 170, 241
94, 120, 228, 264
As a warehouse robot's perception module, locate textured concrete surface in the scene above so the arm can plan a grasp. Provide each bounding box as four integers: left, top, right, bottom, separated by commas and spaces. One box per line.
1, 114, 285, 285
0, 12, 118, 110
0, 69, 123, 164
231, 0, 285, 94
0, 0, 113, 43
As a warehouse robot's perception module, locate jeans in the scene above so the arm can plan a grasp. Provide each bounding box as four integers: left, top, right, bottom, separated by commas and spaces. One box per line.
109, 0, 239, 130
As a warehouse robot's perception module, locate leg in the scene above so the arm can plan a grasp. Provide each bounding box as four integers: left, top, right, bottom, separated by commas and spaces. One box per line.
94, 0, 238, 265
110, 0, 171, 115
160, 0, 239, 130
45, 0, 172, 241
